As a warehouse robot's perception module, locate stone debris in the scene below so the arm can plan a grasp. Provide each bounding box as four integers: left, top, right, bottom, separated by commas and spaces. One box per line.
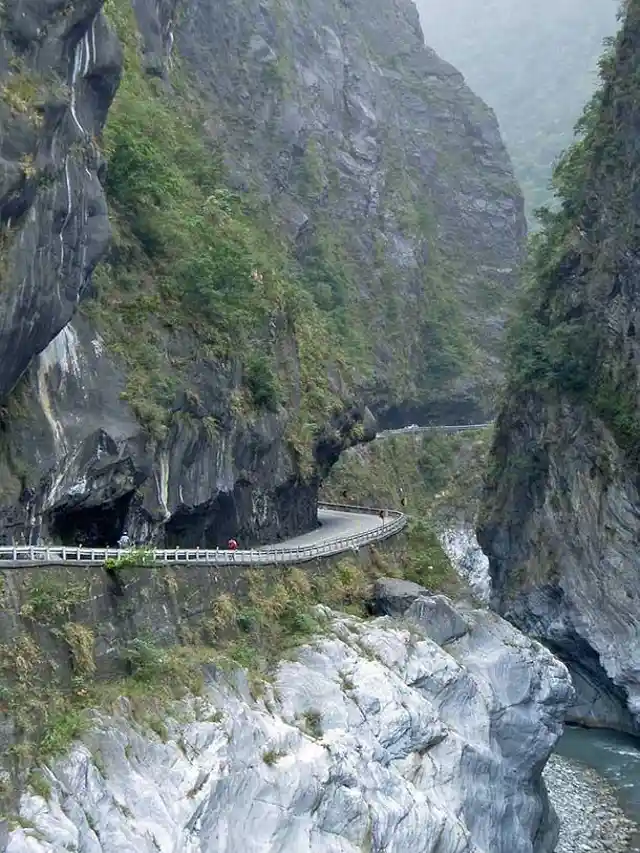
544, 753, 639, 853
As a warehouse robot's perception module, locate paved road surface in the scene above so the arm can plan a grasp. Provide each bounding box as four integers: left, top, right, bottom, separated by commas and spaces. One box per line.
259, 508, 384, 551
260, 423, 493, 550
0, 508, 395, 565
0, 423, 488, 565
377, 422, 493, 439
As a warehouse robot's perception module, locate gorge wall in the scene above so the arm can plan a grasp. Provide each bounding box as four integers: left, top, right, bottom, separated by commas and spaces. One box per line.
478, 0, 640, 733
2, 585, 573, 853
0, 0, 122, 399
0, 0, 525, 550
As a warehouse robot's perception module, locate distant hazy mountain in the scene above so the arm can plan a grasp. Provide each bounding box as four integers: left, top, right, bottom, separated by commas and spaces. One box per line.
416, 0, 619, 222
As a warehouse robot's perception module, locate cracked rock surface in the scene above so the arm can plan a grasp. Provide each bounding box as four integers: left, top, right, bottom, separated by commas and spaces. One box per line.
6, 595, 572, 853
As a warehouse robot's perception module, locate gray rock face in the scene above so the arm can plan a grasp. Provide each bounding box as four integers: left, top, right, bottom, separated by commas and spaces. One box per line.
370, 577, 430, 616
477, 5, 640, 733
130, 0, 177, 76
479, 400, 640, 734
0, 0, 524, 549
5, 600, 573, 853
405, 594, 470, 645
175, 0, 525, 426
0, 0, 122, 400
0, 314, 374, 546
440, 525, 491, 603
415, 0, 618, 223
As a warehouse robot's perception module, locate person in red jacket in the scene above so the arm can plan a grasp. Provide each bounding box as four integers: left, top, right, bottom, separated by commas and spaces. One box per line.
227, 538, 238, 558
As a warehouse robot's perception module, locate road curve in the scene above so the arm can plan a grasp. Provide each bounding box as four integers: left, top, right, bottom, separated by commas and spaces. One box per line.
0, 505, 403, 567
259, 508, 385, 552
0, 423, 492, 566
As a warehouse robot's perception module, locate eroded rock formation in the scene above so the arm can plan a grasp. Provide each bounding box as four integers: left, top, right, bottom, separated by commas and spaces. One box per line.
5, 593, 573, 853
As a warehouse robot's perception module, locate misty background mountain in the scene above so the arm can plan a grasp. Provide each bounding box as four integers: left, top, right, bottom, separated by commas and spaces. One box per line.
416, 0, 619, 223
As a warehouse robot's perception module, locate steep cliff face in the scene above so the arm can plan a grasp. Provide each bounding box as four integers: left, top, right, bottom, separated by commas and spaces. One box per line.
4, 594, 573, 853
0, 0, 525, 548
175, 0, 525, 425
0, 0, 122, 397
478, 0, 640, 732
0, 314, 374, 547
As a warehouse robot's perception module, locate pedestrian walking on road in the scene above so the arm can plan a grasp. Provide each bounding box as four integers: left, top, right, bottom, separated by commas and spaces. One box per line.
227, 538, 238, 560
118, 531, 131, 549
379, 510, 385, 524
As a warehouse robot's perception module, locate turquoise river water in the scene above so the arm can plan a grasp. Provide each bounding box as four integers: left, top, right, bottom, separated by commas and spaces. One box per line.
556, 726, 640, 851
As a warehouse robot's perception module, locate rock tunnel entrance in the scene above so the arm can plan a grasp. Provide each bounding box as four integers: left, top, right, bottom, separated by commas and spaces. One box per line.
48, 493, 134, 547
165, 491, 237, 549
165, 480, 319, 549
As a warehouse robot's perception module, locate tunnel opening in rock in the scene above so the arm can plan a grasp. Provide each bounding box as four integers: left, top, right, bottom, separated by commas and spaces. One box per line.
165, 487, 249, 549
48, 493, 134, 547
164, 479, 320, 548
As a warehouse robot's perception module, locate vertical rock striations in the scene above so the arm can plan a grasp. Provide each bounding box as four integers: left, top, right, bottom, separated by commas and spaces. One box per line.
0, 0, 122, 398
0, 0, 525, 548
479, 0, 640, 732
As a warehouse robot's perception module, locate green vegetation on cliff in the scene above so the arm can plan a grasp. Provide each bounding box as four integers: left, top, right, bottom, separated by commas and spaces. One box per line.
85, 0, 347, 441
83, 0, 452, 446
323, 430, 489, 520
323, 429, 491, 588
79, 0, 518, 443
0, 526, 453, 805
501, 7, 640, 467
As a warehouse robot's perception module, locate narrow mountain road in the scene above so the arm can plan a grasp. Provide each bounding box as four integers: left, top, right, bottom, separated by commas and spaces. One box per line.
259, 508, 385, 552
0, 423, 493, 566
376, 422, 493, 439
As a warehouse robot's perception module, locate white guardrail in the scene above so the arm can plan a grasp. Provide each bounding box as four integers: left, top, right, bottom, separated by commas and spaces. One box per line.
0, 503, 407, 567
377, 422, 493, 439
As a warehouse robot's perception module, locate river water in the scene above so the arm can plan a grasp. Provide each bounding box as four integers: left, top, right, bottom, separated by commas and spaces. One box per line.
555, 726, 640, 851
440, 527, 640, 849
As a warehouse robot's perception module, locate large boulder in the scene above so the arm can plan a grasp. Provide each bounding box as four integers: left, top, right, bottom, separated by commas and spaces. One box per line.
369, 577, 430, 616
405, 594, 470, 645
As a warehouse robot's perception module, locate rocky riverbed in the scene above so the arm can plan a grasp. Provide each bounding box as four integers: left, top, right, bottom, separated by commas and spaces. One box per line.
544, 753, 639, 853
